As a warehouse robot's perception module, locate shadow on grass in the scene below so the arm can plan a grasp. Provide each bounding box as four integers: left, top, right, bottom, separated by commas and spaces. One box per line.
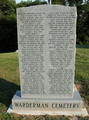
76, 45, 89, 48
0, 78, 20, 107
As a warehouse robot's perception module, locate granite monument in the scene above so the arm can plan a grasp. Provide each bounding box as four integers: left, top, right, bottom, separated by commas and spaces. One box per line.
7, 5, 88, 115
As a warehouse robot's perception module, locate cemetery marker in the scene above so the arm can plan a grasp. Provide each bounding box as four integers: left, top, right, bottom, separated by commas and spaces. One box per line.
7, 5, 88, 115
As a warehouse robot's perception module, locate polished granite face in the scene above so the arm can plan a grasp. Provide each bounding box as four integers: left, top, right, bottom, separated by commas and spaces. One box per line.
17, 5, 77, 99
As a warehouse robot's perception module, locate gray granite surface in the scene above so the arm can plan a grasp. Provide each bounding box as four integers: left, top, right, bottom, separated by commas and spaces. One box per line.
17, 5, 77, 99
12, 90, 83, 111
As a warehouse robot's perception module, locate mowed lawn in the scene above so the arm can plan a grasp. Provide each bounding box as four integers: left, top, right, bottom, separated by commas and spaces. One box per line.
0, 45, 89, 119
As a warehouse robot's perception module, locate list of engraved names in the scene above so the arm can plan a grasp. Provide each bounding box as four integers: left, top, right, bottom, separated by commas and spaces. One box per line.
17, 6, 76, 98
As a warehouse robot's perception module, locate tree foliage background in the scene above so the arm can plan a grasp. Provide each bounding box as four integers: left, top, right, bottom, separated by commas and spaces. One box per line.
0, 0, 89, 53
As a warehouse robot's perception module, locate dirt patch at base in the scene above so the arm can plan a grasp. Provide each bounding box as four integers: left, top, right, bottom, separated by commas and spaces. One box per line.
75, 84, 89, 114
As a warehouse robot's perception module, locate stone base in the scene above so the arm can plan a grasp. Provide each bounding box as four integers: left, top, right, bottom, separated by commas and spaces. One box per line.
7, 104, 88, 115
7, 90, 88, 115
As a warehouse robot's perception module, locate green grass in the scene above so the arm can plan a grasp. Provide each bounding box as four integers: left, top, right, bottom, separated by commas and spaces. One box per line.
75, 48, 89, 100
0, 52, 20, 114
0, 46, 89, 119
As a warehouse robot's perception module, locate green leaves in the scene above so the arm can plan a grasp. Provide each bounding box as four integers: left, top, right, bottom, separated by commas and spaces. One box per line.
77, 4, 89, 44
52, 0, 66, 5
0, 0, 16, 15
